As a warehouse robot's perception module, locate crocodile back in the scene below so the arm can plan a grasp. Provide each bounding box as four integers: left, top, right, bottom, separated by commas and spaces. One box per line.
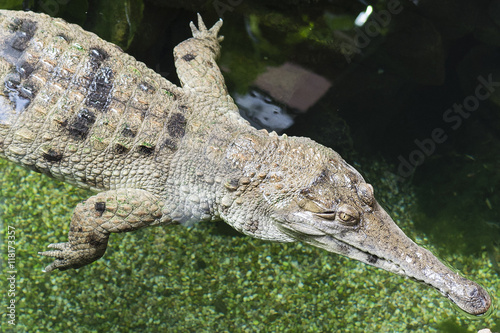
0, 10, 188, 193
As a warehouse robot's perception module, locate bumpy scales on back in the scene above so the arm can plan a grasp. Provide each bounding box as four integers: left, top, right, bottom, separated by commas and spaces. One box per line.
0, 10, 491, 315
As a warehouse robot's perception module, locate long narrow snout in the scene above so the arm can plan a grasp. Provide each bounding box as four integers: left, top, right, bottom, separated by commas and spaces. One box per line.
362, 205, 492, 315
305, 203, 492, 315
405, 245, 492, 315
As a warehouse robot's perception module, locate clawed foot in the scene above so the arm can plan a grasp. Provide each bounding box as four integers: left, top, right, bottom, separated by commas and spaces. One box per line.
39, 242, 106, 272
190, 13, 224, 43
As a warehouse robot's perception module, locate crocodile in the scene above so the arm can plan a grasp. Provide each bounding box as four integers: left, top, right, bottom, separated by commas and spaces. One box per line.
0, 10, 492, 315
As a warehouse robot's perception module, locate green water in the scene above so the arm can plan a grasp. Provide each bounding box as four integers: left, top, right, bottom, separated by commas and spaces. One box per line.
1, 0, 499, 332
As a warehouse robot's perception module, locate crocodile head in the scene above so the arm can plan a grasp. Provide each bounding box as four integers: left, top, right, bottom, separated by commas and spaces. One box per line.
270, 140, 491, 316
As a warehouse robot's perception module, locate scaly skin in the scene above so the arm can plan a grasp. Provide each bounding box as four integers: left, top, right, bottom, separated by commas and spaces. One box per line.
0, 10, 491, 315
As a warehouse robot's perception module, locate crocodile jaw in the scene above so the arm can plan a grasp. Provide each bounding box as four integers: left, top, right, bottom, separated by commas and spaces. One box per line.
310, 234, 491, 316
281, 203, 492, 316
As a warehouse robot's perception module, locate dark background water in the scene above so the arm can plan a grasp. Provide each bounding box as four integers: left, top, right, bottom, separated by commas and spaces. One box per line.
1, 0, 499, 331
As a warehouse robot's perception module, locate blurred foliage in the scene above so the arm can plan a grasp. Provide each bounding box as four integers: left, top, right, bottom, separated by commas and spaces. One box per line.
84, 0, 144, 49
219, 8, 357, 94
0, 0, 26, 10
323, 11, 355, 31
218, 14, 273, 94
0, 0, 142, 49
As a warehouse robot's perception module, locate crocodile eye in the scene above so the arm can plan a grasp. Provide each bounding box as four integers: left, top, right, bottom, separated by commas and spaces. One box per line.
339, 212, 353, 222
337, 205, 359, 226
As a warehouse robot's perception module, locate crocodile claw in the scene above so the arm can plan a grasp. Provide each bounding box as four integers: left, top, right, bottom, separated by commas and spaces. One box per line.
190, 13, 224, 43
39, 242, 105, 272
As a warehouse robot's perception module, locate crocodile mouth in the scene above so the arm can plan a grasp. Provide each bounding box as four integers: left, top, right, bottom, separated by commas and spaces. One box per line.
306, 233, 492, 316
306, 233, 407, 275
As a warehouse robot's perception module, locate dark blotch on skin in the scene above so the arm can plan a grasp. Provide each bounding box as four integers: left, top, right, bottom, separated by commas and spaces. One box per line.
4, 77, 20, 91
66, 108, 96, 140
17, 61, 36, 79
4, 75, 20, 89
9, 19, 37, 51
70, 225, 84, 232
299, 188, 311, 198
167, 113, 186, 138
86, 232, 104, 247
56, 33, 71, 43
139, 81, 155, 94
138, 145, 154, 155
86, 66, 114, 111
121, 125, 136, 138
314, 169, 330, 185
94, 201, 106, 216
42, 149, 63, 162
4, 73, 36, 111
226, 178, 239, 191
89, 47, 108, 64
337, 242, 351, 255
18, 83, 36, 99
367, 254, 379, 264
182, 53, 196, 62
245, 220, 259, 233
161, 138, 177, 150
114, 144, 129, 154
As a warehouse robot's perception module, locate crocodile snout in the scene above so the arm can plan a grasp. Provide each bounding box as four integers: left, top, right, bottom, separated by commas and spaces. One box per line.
448, 279, 491, 315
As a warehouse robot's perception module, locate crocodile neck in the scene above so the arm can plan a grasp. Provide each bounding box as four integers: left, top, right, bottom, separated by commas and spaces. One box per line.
175, 128, 322, 242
